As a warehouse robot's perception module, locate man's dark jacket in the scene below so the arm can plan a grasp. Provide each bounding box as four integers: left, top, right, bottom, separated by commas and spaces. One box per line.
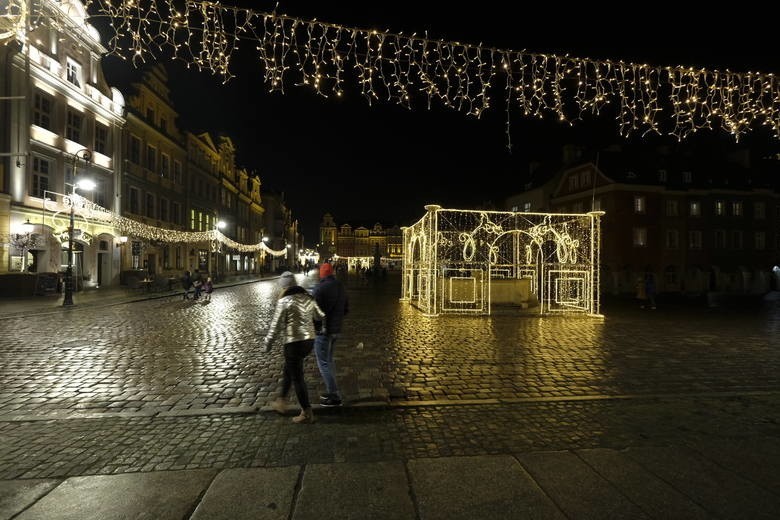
313, 275, 348, 334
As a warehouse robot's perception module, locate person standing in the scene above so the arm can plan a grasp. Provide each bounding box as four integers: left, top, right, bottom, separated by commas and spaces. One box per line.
263, 272, 325, 424
181, 270, 193, 300
313, 262, 349, 407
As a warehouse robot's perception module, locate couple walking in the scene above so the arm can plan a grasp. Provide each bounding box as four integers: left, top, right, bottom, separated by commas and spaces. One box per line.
261, 262, 348, 423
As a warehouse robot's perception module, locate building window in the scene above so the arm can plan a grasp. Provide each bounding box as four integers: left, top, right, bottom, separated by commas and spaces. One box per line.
160, 117, 167, 133
657, 169, 667, 182
592, 198, 602, 211
732, 201, 743, 217
31, 157, 50, 198
94, 123, 108, 155
93, 179, 107, 208
664, 266, 678, 286
688, 230, 702, 249
714, 200, 725, 216
33, 92, 52, 129
755, 232, 766, 250
190, 209, 196, 230
732, 230, 743, 249
146, 145, 157, 172
173, 160, 182, 184
160, 154, 170, 178
146, 193, 155, 218
523, 202, 532, 212
665, 199, 678, 217
568, 176, 579, 191
581, 170, 591, 186
689, 201, 701, 217
130, 135, 141, 164
682, 171, 692, 183
159, 198, 168, 222
755, 202, 766, 219
129, 187, 139, 214
171, 202, 180, 225
146, 107, 155, 124
633, 227, 647, 247
714, 229, 727, 249
633, 195, 646, 214
66, 110, 82, 143
665, 229, 679, 249
66, 58, 82, 87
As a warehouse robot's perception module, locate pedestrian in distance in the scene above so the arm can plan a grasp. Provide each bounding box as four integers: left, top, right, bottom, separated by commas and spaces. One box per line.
191, 270, 203, 300
263, 272, 325, 424
202, 277, 213, 301
313, 262, 349, 407
181, 270, 193, 300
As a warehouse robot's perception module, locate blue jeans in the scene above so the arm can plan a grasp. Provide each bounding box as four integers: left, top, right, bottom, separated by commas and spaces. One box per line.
314, 333, 340, 396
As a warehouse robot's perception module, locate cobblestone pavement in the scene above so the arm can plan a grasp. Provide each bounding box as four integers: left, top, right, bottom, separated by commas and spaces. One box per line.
0, 273, 779, 482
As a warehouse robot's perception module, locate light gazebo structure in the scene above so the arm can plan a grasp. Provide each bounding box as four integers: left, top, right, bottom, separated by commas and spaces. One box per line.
402, 205, 605, 316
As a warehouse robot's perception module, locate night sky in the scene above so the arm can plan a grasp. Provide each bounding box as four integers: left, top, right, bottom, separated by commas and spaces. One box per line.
100, 2, 779, 244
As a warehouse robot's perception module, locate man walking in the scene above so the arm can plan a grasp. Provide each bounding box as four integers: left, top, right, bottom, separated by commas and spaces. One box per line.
313, 262, 349, 407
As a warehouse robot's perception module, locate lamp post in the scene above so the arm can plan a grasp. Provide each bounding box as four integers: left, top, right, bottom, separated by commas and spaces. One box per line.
214, 220, 226, 282
63, 149, 94, 307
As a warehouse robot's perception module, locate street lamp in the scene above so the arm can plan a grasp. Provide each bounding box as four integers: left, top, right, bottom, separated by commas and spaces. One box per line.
214, 220, 226, 282
63, 149, 94, 307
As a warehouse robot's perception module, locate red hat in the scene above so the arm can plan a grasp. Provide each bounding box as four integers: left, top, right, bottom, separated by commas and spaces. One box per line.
319, 263, 333, 278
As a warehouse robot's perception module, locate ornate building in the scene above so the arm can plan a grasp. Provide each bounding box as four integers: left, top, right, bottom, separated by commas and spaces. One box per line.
318, 213, 402, 268
0, 0, 125, 291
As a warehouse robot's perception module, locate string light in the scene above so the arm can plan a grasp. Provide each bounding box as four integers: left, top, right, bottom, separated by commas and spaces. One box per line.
44, 193, 287, 256
71, 0, 780, 144
402, 205, 603, 316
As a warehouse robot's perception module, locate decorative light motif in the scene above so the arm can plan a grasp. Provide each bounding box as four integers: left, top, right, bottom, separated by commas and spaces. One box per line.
402, 206, 604, 316
43, 194, 287, 256
76, 0, 780, 144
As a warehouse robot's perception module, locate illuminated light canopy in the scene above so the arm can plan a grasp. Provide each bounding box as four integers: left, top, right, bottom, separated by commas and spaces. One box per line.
43, 194, 288, 257
402, 206, 604, 316
75, 0, 780, 144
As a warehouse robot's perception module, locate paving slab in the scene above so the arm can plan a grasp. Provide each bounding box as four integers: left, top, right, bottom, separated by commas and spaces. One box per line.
0, 479, 60, 520
14, 470, 215, 520
190, 466, 300, 520
625, 446, 780, 519
575, 448, 709, 519
407, 455, 565, 520
517, 450, 650, 520
293, 461, 415, 520
689, 436, 780, 495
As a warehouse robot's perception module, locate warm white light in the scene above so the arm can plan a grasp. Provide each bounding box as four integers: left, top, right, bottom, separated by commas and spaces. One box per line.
19, 219, 34, 234
75, 179, 96, 191
119, 236, 128, 243
216, 220, 227, 230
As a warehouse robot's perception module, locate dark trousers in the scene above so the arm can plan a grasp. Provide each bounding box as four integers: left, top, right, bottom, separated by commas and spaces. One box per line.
281, 339, 314, 409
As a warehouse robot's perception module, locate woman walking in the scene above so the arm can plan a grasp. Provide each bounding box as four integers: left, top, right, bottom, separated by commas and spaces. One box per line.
262, 272, 325, 424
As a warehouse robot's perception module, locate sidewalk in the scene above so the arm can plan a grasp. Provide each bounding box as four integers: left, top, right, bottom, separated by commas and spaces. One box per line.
1, 276, 779, 518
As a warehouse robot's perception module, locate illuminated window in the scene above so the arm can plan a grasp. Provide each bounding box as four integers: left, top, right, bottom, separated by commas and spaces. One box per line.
94, 123, 108, 155
714, 200, 725, 216
732, 201, 743, 217
689, 201, 701, 217
33, 92, 52, 129
66, 58, 82, 88
633, 195, 645, 214
633, 227, 647, 247
66, 110, 82, 143
31, 156, 50, 198
522, 202, 531, 212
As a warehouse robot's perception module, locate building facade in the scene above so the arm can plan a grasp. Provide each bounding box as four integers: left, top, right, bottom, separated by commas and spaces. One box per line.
505, 145, 780, 296
318, 213, 403, 268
